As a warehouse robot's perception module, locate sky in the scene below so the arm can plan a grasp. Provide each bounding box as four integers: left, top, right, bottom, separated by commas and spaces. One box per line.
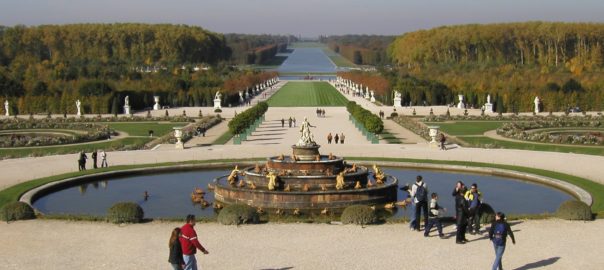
1, 0, 604, 37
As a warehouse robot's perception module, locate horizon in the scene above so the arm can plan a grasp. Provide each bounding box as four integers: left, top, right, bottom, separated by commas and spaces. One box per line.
1, 0, 604, 37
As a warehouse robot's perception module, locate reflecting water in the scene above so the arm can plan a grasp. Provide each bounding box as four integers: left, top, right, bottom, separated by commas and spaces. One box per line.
33, 168, 573, 219
278, 48, 339, 73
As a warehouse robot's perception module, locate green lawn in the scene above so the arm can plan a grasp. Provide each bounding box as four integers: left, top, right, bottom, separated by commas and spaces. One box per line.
267, 82, 349, 107
459, 136, 604, 156
425, 121, 506, 136
0, 137, 152, 159
108, 122, 189, 136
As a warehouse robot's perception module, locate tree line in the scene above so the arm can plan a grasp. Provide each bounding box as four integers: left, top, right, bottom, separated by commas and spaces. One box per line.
224, 34, 295, 65
320, 35, 393, 65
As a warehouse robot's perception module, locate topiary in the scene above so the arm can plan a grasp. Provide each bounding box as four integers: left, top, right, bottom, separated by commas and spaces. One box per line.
0, 201, 36, 221
107, 202, 144, 223
217, 204, 259, 225
478, 203, 496, 224
556, 200, 592, 221
341, 205, 377, 225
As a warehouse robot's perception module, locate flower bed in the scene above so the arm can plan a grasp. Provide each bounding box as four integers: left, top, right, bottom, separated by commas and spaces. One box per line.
497, 118, 604, 145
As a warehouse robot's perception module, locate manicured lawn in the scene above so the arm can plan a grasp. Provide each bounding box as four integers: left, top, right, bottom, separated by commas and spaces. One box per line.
108, 122, 189, 137
425, 121, 506, 136
267, 82, 349, 107
459, 136, 604, 156
0, 137, 152, 159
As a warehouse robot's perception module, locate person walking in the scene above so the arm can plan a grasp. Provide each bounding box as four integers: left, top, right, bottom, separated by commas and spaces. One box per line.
410, 175, 429, 231
288, 117, 292, 128
465, 183, 483, 234
424, 193, 445, 238
91, 150, 98, 169
340, 133, 345, 144
439, 133, 447, 150
334, 133, 339, 144
100, 150, 108, 168
169, 227, 185, 270
293, 117, 296, 127
78, 151, 87, 171
327, 133, 333, 144
281, 118, 285, 128
489, 212, 516, 270
180, 214, 209, 270
455, 188, 470, 244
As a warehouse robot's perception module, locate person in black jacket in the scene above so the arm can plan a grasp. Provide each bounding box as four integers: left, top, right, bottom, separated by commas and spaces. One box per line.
169, 227, 185, 270
455, 188, 469, 244
489, 212, 516, 270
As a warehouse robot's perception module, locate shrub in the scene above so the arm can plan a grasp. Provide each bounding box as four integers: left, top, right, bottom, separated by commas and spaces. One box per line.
0, 201, 36, 221
214, 108, 222, 113
479, 203, 495, 224
217, 204, 259, 225
341, 205, 377, 225
556, 200, 592, 221
107, 202, 144, 223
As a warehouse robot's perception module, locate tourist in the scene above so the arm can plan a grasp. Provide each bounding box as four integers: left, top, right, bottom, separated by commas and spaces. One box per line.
465, 183, 483, 234
169, 227, 185, 270
78, 151, 87, 171
91, 150, 98, 169
410, 175, 429, 231
489, 212, 516, 270
334, 133, 339, 144
455, 188, 469, 244
288, 117, 292, 128
281, 118, 285, 128
180, 214, 209, 270
440, 133, 447, 150
340, 133, 345, 144
293, 117, 296, 127
424, 193, 445, 238
100, 150, 108, 168
327, 133, 333, 144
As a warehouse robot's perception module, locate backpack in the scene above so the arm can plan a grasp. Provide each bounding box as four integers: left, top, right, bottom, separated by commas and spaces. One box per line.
493, 222, 506, 246
415, 183, 427, 202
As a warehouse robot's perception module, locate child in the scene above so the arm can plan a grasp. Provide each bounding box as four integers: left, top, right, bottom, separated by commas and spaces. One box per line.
169, 227, 184, 270
424, 192, 445, 238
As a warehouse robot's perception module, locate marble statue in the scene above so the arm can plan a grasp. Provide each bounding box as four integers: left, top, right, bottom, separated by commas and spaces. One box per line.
297, 117, 316, 146
76, 99, 81, 116
534, 96, 540, 114
4, 100, 9, 116
124, 95, 129, 106
214, 91, 222, 101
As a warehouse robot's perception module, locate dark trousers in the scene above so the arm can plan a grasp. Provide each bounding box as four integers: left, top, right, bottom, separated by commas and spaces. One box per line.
424, 217, 443, 236
456, 211, 467, 242
414, 201, 428, 230
92, 158, 97, 169
468, 207, 481, 233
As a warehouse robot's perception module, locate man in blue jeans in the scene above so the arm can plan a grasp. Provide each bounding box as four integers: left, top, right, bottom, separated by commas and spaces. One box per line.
410, 175, 428, 231
488, 212, 516, 270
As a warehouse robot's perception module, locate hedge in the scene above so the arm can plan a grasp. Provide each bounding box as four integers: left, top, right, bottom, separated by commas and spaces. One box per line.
346, 101, 383, 134
228, 102, 268, 135
107, 202, 144, 223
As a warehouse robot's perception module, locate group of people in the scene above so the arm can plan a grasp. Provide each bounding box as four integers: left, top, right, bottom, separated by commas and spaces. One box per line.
280, 117, 297, 128
169, 214, 209, 270
77, 150, 107, 171
326, 132, 345, 144
315, 108, 326, 117
405, 176, 516, 270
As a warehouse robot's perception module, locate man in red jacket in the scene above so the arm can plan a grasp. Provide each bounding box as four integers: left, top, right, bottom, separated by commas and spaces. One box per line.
180, 214, 209, 270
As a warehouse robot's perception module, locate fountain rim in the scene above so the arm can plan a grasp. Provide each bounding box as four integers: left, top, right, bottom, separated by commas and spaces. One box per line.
19, 160, 592, 209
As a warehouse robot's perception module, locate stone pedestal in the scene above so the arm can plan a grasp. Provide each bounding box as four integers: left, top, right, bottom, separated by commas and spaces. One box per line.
214, 98, 222, 110
485, 103, 494, 113
457, 95, 465, 109
292, 145, 321, 161
153, 96, 160, 110
124, 105, 131, 115
174, 127, 184, 149
428, 126, 440, 147
394, 97, 402, 108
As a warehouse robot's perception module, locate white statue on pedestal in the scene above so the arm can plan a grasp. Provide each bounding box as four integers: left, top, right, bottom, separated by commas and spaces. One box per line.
4, 100, 9, 116
393, 91, 402, 108
457, 94, 465, 109
484, 94, 494, 113
123, 95, 131, 115
239, 91, 244, 103
76, 99, 82, 116
153, 96, 160, 110
214, 91, 222, 110
297, 117, 317, 147
534, 96, 540, 114
370, 90, 376, 102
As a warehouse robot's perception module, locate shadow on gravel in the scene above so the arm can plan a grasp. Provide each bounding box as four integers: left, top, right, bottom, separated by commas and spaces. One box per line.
513, 257, 560, 270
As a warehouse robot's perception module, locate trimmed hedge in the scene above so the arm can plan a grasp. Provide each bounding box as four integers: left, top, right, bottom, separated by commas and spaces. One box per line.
227, 102, 268, 135
557, 200, 592, 221
346, 102, 383, 134
217, 204, 259, 225
341, 205, 377, 225
0, 201, 36, 221
107, 202, 144, 223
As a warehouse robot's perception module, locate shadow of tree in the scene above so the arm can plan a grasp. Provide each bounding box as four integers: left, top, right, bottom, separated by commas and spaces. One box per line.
514, 257, 560, 270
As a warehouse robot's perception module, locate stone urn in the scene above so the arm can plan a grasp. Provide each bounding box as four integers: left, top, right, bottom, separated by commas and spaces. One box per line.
174, 127, 184, 149
153, 96, 160, 110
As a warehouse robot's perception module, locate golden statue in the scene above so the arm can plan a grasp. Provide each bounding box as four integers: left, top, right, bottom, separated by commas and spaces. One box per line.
328, 152, 335, 160
293, 208, 301, 216
227, 165, 240, 185
354, 181, 362, 189
284, 184, 291, 192
254, 163, 261, 173
249, 182, 257, 190
315, 155, 321, 161
266, 171, 277, 191
373, 164, 385, 184
302, 183, 310, 192
335, 171, 345, 190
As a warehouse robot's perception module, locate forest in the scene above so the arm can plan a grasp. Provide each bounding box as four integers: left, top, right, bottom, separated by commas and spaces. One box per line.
320, 35, 393, 66
0, 24, 280, 115
225, 34, 295, 65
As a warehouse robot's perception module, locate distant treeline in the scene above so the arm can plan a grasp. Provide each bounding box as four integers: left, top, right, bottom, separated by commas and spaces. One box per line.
225, 34, 296, 65
320, 35, 394, 65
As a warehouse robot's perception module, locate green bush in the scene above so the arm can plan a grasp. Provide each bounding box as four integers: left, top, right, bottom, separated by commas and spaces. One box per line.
479, 203, 496, 224
217, 204, 259, 225
0, 201, 36, 221
227, 102, 268, 135
341, 205, 377, 225
107, 202, 144, 223
556, 200, 593, 221
347, 102, 383, 134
